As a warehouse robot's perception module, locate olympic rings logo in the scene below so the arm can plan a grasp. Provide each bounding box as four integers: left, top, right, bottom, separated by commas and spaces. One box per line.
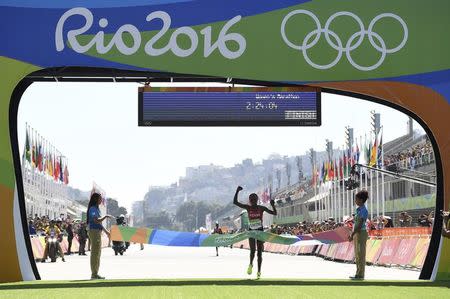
280, 10, 408, 71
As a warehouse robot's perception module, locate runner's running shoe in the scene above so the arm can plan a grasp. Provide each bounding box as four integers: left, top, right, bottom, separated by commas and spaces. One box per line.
247, 264, 253, 275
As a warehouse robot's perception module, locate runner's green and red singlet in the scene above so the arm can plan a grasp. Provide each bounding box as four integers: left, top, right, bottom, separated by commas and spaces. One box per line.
246, 206, 264, 230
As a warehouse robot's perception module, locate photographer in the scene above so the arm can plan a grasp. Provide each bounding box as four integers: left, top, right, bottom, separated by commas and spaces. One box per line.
399, 211, 412, 227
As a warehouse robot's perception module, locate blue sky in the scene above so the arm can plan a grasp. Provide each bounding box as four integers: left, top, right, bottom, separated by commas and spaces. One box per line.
17, 82, 422, 210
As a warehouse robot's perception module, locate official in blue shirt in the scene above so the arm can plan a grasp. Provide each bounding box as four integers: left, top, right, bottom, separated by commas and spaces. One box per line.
86, 193, 112, 280
349, 190, 369, 280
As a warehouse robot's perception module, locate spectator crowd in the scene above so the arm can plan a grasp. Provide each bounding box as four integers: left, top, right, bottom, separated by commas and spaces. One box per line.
270, 210, 435, 237
384, 140, 433, 171
28, 214, 89, 256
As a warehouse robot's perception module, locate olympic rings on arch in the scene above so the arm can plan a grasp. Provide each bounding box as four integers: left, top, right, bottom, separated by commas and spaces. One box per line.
280, 10, 408, 71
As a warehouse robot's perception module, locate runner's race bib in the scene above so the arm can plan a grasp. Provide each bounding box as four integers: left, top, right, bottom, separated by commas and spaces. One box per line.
249, 219, 263, 230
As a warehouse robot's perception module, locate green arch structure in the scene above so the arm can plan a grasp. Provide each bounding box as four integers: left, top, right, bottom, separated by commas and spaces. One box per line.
0, 0, 449, 282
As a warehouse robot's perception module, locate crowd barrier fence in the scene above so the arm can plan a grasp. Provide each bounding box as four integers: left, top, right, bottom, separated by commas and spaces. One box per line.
30, 234, 110, 260
232, 231, 431, 269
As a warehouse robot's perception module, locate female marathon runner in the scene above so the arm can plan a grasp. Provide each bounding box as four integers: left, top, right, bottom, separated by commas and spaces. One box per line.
233, 186, 277, 279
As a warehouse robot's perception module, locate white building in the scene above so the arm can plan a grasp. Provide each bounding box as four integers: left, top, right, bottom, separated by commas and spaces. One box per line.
22, 164, 72, 220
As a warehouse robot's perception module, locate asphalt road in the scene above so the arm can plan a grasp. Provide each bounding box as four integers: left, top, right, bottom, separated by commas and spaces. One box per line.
37, 244, 419, 280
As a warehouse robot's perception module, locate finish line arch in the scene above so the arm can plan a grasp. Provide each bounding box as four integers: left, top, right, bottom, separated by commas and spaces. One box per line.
0, 0, 449, 282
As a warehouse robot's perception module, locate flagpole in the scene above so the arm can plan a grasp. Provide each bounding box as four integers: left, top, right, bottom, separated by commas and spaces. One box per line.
31, 128, 35, 171
381, 128, 385, 216
359, 136, 363, 192
329, 182, 332, 220
332, 180, 335, 220
319, 183, 322, 221
364, 134, 369, 217
376, 158, 380, 217
338, 160, 344, 221
320, 181, 323, 221
370, 169, 373, 219
321, 183, 324, 221
314, 176, 318, 221
336, 156, 341, 221
326, 182, 329, 220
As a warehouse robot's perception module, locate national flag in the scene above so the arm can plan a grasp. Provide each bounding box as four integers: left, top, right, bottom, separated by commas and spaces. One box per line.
37, 142, 43, 172
369, 133, 379, 167
355, 142, 360, 164
359, 135, 367, 165
54, 156, 60, 181
339, 157, 343, 179
377, 134, 383, 168
44, 148, 49, 175
48, 153, 53, 177
320, 162, 325, 183
329, 161, 335, 181
31, 138, 36, 168
34, 138, 39, 169
366, 138, 372, 165
25, 129, 31, 163
59, 156, 64, 182
334, 160, 338, 181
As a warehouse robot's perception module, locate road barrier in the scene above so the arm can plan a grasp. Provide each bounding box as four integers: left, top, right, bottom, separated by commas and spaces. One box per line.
30, 234, 110, 260
233, 229, 431, 269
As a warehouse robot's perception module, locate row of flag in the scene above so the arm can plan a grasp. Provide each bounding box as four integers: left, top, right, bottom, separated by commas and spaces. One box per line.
23, 125, 69, 185
312, 129, 383, 186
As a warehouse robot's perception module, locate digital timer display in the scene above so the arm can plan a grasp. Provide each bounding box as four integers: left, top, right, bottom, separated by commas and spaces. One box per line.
138, 88, 320, 126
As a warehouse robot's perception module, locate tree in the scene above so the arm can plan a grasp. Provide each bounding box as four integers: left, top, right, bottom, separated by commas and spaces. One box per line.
175, 201, 223, 231
106, 198, 128, 217
145, 211, 173, 229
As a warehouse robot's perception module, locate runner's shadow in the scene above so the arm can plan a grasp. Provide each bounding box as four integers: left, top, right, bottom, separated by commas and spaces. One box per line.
0, 279, 449, 290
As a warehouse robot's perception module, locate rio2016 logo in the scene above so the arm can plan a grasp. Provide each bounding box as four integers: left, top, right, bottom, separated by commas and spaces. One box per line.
281, 10, 408, 71
55, 7, 408, 70
55, 7, 246, 59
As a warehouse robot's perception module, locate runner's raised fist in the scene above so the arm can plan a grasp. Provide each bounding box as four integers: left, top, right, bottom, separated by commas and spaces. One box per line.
236, 186, 243, 192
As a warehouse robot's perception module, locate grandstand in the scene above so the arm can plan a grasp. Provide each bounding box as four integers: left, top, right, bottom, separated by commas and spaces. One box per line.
273, 132, 435, 227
